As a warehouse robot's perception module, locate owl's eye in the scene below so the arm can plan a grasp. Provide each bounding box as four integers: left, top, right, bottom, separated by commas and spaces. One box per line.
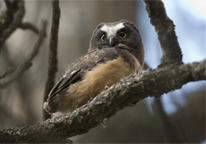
101, 34, 106, 41
118, 31, 126, 38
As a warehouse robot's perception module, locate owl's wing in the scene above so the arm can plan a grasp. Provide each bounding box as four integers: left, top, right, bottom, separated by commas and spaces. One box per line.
48, 48, 119, 100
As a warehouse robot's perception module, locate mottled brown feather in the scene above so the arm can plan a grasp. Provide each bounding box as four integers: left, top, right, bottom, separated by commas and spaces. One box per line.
57, 57, 139, 113
44, 47, 142, 113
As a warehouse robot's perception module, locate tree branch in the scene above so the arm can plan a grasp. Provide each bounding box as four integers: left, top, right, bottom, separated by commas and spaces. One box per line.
0, 20, 47, 88
0, 60, 205, 143
0, 67, 16, 79
0, 1, 40, 52
0, 0, 205, 143
43, 0, 60, 120
143, 0, 183, 67
0, 1, 19, 34
0, 0, 25, 51
18, 22, 39, 34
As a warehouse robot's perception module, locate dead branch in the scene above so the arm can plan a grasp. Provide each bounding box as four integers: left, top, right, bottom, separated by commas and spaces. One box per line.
18, 22, 39, 34
43, 0, 60, 120
0, 60, 205, 143
0, 20, 47, 88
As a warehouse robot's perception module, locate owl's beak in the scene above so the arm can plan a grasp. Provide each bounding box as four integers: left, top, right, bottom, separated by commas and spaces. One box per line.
109, 36, 118, 47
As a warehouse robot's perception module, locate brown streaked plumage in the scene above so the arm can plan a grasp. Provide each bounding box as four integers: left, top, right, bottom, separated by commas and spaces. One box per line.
43, 19, 144, 114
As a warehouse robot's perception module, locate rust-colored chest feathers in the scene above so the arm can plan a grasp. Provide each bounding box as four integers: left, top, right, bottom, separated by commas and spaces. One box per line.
43, 19, 144, 114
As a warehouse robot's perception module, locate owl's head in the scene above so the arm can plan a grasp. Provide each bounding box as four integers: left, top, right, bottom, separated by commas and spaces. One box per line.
89, 19, 143, 51
89, 19, 144, 66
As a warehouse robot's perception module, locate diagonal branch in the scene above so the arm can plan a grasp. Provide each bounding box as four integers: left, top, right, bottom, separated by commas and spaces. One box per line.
0, 60, 205, 143
0, 67, 16, 79
0, 20, 47, 88
43, 0, 60, 120
18, 22, 39, 34
143, 0, 183, 67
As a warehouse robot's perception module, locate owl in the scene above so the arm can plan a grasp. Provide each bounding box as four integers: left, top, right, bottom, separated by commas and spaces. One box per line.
43, 19, 144, 114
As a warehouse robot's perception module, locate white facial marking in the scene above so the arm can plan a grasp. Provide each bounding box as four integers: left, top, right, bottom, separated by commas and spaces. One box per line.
101, 23, 125, 37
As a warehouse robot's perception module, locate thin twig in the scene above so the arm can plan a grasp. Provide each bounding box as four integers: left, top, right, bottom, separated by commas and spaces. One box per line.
0, 67, 16, 79
43, 0, 60, 120
18, 22, 39, 34
0, 20, 47, 88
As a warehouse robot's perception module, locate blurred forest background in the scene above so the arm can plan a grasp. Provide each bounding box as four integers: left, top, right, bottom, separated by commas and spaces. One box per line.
0, 0, 205, 143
